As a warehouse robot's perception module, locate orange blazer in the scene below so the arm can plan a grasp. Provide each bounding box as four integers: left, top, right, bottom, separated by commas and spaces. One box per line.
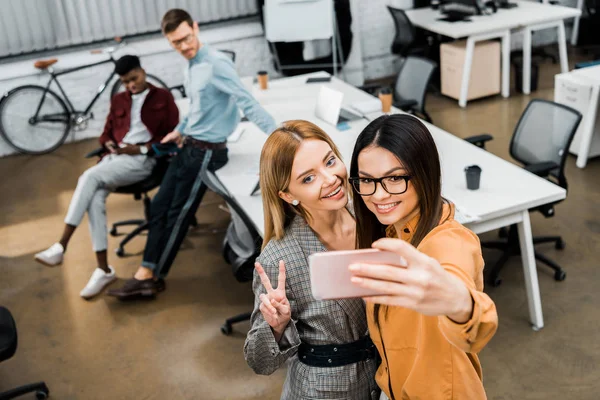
367, 204, 498, 400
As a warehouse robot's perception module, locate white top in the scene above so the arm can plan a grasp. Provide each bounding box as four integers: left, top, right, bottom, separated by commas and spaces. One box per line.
182, 71, 566, 236
405, 0, 581, 39
121, 88, 151, 145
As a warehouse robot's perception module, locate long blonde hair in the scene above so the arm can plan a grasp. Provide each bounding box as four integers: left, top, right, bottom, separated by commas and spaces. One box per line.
260, 120, 343, 249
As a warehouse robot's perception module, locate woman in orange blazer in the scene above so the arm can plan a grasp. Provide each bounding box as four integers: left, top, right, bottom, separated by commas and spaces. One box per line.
347, 114, 498, 400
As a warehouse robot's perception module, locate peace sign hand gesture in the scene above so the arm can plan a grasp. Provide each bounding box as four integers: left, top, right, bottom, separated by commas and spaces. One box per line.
255, 260, 292, 340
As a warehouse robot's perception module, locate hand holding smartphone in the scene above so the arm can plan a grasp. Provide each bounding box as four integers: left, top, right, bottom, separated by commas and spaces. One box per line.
309, 249, 406, 300
151, 143, 181, 157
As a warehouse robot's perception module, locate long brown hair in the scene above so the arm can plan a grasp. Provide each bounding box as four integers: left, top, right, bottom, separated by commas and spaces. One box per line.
351, 114, 445, 249
260, 120, 343, 249
350, 115, 446, 328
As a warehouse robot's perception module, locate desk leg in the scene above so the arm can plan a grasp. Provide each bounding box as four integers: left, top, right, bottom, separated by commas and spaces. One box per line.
576, 84, 600, 169
557, 21, 569, 73
523, 28, 532, 95
517, 210, 544, 331
459, 37, 475, 108
571, 0, 583, 46
501, 31, 510, 98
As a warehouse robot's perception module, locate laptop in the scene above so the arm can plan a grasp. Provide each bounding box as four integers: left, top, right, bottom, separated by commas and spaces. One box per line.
315, 86, 362, 126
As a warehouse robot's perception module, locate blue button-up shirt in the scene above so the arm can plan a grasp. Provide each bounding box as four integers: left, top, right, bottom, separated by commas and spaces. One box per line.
176, 44, 276, 142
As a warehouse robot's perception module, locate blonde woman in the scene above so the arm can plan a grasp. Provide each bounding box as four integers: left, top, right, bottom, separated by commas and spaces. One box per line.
244, 120, 379, 400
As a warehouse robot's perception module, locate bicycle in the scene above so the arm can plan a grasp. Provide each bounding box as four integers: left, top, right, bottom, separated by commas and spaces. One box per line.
0, 39, 168, 155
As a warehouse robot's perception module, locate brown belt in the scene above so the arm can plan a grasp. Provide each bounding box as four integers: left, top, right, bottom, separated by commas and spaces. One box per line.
184, 136, 227, 150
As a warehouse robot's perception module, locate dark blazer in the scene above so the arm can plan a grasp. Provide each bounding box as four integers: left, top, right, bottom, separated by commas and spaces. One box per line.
244, 215, 380, 400
98, 84, 179, 147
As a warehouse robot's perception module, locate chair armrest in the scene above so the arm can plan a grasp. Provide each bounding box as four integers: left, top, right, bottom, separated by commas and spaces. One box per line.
524, 161, 559, 177
394, 98, 418, 110
170, 85, 186, 98
84, 147, 106, 158
464, 134, 494, 149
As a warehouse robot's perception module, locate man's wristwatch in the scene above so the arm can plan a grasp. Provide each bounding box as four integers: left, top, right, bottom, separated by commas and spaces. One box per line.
139, 145, 148, 155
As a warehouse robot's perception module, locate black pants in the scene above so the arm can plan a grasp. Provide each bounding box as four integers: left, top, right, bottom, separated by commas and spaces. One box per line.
142, 145, 228, 278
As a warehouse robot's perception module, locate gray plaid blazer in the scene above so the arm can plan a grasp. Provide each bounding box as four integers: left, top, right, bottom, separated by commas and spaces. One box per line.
244, 215, 380, 400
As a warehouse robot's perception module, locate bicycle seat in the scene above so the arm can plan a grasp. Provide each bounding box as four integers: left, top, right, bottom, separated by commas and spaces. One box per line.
34, 59, 58, 70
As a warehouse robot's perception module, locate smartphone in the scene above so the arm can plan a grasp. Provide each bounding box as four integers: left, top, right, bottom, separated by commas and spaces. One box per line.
309, 249, 405, 300
306, 76, 332, 83
151, 143, 180, 157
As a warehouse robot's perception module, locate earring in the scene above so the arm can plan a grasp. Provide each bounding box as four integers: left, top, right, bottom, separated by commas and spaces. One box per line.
292, 200, 299, 206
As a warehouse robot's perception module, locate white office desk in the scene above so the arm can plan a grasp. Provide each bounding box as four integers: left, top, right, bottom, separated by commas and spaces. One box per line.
179, 72, 566, 330
406, 1, 581, 107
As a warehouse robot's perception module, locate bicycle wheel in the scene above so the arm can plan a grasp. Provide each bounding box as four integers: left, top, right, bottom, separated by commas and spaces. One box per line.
110, 73, 169, 97
0, 85, 70, 155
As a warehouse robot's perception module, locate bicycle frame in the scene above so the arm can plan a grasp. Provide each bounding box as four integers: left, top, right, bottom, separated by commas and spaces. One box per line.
33, 57, 117, 123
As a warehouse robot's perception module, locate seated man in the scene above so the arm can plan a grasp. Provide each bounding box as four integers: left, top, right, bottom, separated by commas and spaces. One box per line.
107, 9, 276, 299
34, 55, 179, 300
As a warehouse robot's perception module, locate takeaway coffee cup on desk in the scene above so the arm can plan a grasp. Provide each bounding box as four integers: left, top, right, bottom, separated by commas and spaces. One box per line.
465, 165, 482, 190
257, 71, 268, 90
379, 87, 393, 113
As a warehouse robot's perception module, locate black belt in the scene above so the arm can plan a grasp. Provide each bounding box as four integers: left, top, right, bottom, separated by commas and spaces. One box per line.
183, 136, 227, 150
298, 336, 378, 368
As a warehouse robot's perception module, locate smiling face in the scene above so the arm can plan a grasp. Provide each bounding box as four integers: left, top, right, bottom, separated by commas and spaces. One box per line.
280, 139, 348, 213
356, 145, 419, 226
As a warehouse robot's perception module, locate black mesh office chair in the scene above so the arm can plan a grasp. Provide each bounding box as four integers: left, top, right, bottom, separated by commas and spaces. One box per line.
362, 56, 437, 123
84, 148, 171, 257
465, 99, 582, 286
200, 169, 261, 335
0, 307, 50, 400
387, 6, 432, 58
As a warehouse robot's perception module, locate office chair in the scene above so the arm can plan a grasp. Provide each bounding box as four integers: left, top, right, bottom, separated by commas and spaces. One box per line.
387, 6, 432, 58
170, 50, 236, 98
200, 169, 261, 335
84, 148, 171, 257
0, 306, 50, 400
465, 99, 582, 286
361, 56, 437, 123
531, 0, 560, 64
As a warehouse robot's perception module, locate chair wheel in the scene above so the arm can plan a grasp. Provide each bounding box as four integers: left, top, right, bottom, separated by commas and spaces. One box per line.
115, 248, 125, 257
489, 276, 502, 287
554, 270, 566, 281
498, 228, 508, 238
555, 239, 566, 250
221, 323, 232, 335
36, 390, 49, 399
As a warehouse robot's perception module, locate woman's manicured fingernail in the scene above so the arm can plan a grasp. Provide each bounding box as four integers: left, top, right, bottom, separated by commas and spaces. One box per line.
351, 276, 363, 284
349, 264, 360, 271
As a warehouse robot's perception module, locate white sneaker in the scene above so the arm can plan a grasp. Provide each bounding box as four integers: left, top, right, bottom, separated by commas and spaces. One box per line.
34, 243, 64, 266
80, 266, 117, 300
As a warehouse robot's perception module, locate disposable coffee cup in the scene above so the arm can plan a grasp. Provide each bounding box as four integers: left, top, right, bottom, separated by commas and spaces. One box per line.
465, 165, 482, 190
379, 87, 393, 113
258, 70, 268, 90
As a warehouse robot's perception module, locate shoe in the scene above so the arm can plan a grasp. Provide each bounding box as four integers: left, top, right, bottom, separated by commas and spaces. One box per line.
34, 243, 64, 266
156, 278, 166, 293
106, 277, 162, 299
80, 266, 117, 300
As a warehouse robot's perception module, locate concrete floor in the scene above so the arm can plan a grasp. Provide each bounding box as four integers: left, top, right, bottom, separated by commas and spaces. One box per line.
1, 52, 599, 399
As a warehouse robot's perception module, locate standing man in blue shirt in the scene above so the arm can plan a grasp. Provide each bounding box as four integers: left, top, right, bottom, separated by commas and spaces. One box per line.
109, 9, 276, 299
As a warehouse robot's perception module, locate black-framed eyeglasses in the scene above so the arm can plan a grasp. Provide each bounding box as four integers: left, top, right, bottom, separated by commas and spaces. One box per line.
349, 175, 411, 196
170, 34, 195, 48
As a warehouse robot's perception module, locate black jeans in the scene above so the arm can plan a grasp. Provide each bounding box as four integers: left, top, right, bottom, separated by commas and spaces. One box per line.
142, 145, 228, 278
